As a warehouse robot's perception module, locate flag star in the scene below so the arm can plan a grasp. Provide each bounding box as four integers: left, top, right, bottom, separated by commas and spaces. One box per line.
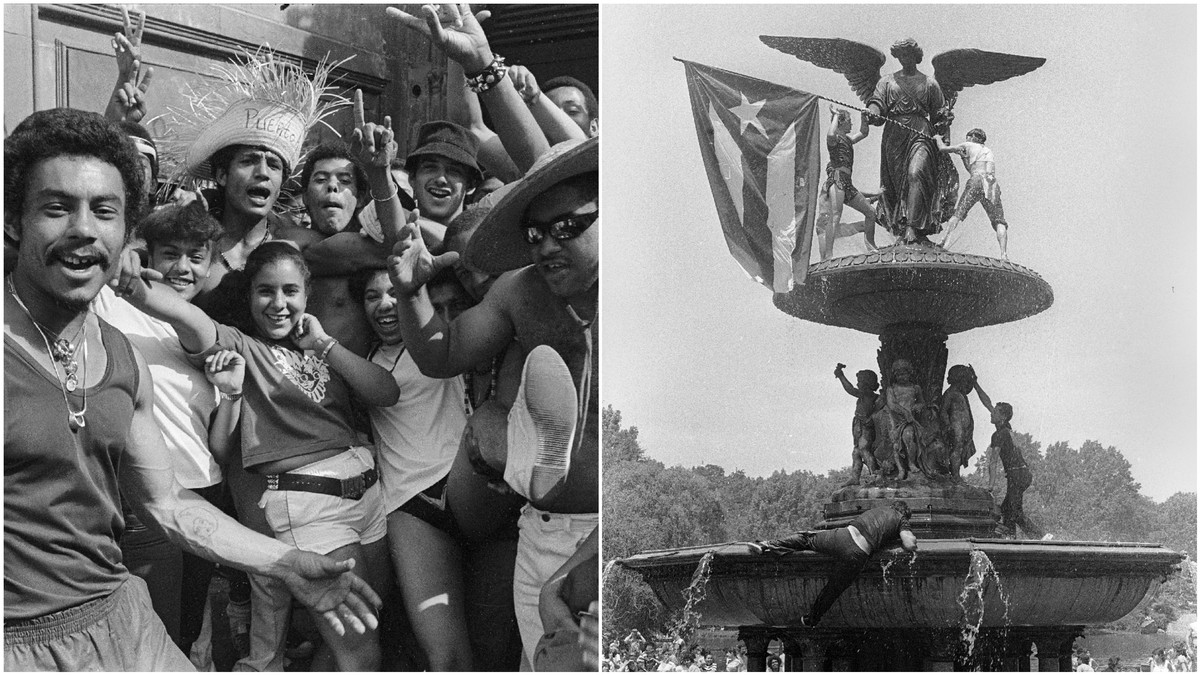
729, 93, 767, 137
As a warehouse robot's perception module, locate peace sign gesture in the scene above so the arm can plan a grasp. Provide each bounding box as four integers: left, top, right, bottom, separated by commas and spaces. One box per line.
348, 90, 396, 170
111, 6, 147, 83
112, 59, 154, 123
386, 4, 495, 74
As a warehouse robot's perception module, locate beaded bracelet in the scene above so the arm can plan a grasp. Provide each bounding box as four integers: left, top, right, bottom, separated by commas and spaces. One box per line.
466, 55, 508, 94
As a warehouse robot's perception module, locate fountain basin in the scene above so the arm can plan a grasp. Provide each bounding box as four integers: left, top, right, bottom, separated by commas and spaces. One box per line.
774, 247, 1053, 334
620, 539, 1181, 629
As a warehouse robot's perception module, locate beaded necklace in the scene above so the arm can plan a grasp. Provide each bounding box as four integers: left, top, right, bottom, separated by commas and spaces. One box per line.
7, 275, 88, 431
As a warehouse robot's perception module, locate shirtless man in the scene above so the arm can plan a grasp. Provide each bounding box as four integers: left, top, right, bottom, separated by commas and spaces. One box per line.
3, 107, 379, 672
387, 135, 598, 668
936, 128, 1009, 258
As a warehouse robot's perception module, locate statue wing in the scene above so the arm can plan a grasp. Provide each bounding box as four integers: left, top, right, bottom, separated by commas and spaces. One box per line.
759, 36, 886, 104
931, 48, 1046, 100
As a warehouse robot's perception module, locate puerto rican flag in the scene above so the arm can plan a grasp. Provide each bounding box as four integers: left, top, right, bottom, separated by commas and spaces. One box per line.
679, 59, 822, 290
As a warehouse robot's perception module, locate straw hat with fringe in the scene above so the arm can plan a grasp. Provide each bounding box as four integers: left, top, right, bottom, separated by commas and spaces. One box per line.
157, 47, 349, 193
463, 136, 598, 276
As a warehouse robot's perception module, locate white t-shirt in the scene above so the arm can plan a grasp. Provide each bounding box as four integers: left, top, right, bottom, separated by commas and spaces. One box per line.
92, 286, 222, 488
369, 343, 468, 512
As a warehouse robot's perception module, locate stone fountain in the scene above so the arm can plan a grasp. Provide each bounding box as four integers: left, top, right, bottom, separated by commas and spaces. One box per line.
620, 248, 1184, 671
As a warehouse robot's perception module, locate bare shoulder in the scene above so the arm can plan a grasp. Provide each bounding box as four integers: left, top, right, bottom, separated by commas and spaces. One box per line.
274, 226, 325, 251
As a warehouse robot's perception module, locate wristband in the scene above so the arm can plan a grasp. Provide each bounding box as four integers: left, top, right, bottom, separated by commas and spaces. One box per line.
370, 184, 398, 203
465, 55, 508, 94
219, 390, 243, 402
319, 337, 339, 360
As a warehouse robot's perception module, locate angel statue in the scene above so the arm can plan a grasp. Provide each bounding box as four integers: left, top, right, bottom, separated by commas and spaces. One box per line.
760, 35, 1044, 246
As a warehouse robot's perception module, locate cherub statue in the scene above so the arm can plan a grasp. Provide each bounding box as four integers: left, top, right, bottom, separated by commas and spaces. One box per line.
759, 35, 1044, 244
939, 364, 978, 479
882, 358, 929, 481
820, 108, 877, 261
937, 129, 1009, 259
834, 363, 880, 486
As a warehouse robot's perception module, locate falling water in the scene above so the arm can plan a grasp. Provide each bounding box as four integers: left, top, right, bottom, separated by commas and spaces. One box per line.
957, 550, 1012, 660
664, 551, 716, 648
602, 559, 618, 587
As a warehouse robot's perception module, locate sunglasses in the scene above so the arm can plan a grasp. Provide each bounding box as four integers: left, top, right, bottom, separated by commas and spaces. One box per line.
521, 210, 598, 246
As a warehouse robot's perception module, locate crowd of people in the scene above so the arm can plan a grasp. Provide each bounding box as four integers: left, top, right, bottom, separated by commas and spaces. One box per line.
4, 4, 597, 671
602, 632, 750, 672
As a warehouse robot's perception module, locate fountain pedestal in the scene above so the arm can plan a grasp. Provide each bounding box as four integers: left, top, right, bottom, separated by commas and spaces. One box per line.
618, 249, 1184, 671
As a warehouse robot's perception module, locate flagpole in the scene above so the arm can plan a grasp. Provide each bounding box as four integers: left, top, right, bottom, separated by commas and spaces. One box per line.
815, 93, 936, 142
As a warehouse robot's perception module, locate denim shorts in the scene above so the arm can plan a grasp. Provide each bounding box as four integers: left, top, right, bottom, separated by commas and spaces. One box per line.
259, 447, 388, 555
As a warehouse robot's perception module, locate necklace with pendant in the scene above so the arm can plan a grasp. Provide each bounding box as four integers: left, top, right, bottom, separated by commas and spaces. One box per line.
6, 276, 89, 431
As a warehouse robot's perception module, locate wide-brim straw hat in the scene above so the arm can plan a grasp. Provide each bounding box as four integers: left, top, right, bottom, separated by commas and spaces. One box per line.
158, 47, 348, 189
185, 100, 308, 180
463, 136, 597, 276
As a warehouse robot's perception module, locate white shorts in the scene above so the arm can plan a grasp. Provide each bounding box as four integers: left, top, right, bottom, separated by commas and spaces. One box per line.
259, 447, 388, 555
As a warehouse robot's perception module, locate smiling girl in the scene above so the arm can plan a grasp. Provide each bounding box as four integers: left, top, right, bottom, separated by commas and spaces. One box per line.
113, 240, 397, 670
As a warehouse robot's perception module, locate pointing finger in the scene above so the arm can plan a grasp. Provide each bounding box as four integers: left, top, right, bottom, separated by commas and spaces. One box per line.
353, 89, 365, 128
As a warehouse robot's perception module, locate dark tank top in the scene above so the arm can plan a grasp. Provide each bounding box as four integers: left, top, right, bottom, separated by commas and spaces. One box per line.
827, 133, 854, 171
4, 318, 137, 620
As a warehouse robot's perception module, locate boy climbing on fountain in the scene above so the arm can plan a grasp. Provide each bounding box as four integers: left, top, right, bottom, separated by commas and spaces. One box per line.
975, 380, 1046, 539
747, 503, 918, 627
835, 363, 880, 486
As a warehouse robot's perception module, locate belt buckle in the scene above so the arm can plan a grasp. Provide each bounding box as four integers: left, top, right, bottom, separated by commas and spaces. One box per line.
341, 473, 366, 501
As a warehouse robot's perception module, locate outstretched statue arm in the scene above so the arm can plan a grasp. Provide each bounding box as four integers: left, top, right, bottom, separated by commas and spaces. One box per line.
834, 363, 862, 398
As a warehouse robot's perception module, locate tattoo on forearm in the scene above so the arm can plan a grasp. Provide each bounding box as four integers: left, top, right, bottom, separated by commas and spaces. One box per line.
179, 506, 219, 547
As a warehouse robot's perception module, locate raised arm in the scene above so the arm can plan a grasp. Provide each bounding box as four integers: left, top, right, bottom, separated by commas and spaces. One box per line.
834, 363, 862, 398
847, 110, 871, 144
387, 219, 514, 377
120, 348, 382, 636
973, 375, 996, 414
111, 247, 217, 354
508, 65, 588, 145
103, 7, 154, 123
290, 314, 399, 407
446, 60, 522, 183
388, 3, 550, 173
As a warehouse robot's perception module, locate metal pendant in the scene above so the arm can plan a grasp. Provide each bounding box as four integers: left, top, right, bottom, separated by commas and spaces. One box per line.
68, 410, 86, 431
65, 374, 78, 392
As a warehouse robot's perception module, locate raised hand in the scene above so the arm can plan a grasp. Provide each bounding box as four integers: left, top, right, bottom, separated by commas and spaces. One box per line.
111, 60, 154, 123
348, 89, 396, 171
111, 6, 146, 82
275, 550, 382, 637
289, 313, 330, 352
387, 209, 460, 295
508, 65, 541, 104
203, 349, 245, 397
110, 243, 162, 299
386, 3, 495, 73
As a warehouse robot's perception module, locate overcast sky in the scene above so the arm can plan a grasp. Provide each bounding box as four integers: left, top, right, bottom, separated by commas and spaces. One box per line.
601, 4, 1197, 502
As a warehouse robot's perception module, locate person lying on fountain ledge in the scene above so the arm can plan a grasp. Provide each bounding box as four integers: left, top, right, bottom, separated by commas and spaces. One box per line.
748, 502, 918, 626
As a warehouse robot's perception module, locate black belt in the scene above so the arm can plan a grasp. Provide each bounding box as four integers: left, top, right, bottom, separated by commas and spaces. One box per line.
266, 468, 378, 501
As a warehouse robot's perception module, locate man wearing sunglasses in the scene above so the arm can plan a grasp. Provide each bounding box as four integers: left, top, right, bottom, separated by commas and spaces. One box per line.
388, 136, 598, 669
